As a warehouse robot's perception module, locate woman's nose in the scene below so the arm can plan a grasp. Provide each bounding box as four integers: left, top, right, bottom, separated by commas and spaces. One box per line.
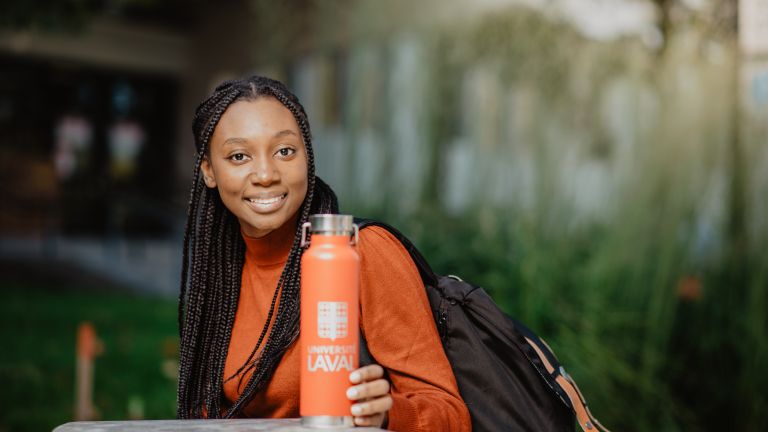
249, 157, 280, 185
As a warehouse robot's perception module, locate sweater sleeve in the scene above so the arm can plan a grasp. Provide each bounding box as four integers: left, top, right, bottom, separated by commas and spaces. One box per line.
357, 226, 471, 432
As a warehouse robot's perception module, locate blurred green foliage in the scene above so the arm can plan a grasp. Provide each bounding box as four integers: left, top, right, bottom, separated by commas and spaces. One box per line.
0, 271, 178, 432
351, 202, 767, 432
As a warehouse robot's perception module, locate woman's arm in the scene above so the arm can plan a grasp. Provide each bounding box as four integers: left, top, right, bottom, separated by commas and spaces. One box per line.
356, 226, 471, 431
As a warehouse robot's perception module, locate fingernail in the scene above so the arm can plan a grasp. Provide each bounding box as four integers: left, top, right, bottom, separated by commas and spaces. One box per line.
346, 387, 358, 399
351, 405, 362, 416
350, 372, 361, 383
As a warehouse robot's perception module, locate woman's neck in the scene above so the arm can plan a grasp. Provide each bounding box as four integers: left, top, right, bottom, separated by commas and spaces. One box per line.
241, 214, 298, 265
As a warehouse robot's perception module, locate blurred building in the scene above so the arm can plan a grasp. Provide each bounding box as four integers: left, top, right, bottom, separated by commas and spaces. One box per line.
0, 1, 263, 236
0, 0, 263, 294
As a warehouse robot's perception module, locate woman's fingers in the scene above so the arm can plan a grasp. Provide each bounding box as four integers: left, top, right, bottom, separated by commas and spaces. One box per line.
348, 364, 391, 427
346, 378, 390, 400
349, 364, 385, 384
351, 394, 393, 417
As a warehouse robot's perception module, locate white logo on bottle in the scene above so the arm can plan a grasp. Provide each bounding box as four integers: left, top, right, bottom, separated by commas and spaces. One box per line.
317, 301, 348, 341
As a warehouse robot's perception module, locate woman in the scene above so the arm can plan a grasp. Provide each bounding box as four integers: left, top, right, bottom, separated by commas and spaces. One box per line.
177, 75, 470, 430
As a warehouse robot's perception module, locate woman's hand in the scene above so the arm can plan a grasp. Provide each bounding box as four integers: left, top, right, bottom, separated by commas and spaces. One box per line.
347, 364, 392, 428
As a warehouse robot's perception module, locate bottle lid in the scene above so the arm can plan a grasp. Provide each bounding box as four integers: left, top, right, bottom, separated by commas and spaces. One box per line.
308, 214, 355, 235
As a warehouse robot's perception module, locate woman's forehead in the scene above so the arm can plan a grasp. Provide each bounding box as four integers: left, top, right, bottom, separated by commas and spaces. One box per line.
213, 97, 301, 142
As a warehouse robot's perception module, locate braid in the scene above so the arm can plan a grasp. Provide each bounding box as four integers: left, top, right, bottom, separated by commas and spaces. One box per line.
177, 75, 339, 419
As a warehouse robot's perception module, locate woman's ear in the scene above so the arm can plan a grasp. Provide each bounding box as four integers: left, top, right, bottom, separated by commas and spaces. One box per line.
200, 157, 217, 188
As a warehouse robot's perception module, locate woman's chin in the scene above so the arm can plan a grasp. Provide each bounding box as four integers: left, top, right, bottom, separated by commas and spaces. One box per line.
239, 208, 301, 239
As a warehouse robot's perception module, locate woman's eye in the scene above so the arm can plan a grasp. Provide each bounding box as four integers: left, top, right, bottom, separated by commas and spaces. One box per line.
229, 153, 247, 161
277, 148, 295, 158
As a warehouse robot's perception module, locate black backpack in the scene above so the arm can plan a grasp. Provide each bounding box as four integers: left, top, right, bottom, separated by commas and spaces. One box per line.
356, 219, 609, 432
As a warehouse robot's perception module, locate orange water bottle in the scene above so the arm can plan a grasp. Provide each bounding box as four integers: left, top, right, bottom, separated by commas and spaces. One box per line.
300, 214, 360, 427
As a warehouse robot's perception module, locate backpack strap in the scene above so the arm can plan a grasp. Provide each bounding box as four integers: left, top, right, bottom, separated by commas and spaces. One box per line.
522, 332, 611, 432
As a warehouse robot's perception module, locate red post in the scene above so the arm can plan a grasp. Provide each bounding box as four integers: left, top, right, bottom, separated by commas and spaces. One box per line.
75, 322, 101, 421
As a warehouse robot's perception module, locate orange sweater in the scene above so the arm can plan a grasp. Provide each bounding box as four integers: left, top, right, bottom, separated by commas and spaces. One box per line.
222, 220, 471, 431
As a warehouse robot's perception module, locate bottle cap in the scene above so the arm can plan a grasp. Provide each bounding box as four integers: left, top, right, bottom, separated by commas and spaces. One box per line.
308, 214, 355, 235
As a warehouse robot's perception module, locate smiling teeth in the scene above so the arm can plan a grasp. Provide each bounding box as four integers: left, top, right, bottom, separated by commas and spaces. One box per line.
248, 195, 284, 205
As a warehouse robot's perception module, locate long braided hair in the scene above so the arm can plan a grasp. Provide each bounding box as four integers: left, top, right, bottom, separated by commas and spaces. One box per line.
177, 76, 339, 418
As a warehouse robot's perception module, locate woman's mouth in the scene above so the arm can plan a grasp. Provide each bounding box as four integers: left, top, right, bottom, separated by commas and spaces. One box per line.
244, 193, 287, 213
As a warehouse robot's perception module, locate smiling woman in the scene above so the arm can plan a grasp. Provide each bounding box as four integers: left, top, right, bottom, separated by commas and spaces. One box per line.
176, 76, 470, 431
201, 98, 308, 238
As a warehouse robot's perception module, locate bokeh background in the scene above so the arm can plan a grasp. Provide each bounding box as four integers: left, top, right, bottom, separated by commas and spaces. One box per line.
1, 0, 767, 431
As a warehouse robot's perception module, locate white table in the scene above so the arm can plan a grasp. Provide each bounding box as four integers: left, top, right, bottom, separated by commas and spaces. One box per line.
53, 419, 385, 431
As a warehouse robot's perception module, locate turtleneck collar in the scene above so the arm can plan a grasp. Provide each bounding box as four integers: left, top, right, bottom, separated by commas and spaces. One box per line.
241, 214, 299, 266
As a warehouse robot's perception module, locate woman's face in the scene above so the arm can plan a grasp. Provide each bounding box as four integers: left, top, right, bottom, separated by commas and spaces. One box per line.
201, 97, 309, 238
